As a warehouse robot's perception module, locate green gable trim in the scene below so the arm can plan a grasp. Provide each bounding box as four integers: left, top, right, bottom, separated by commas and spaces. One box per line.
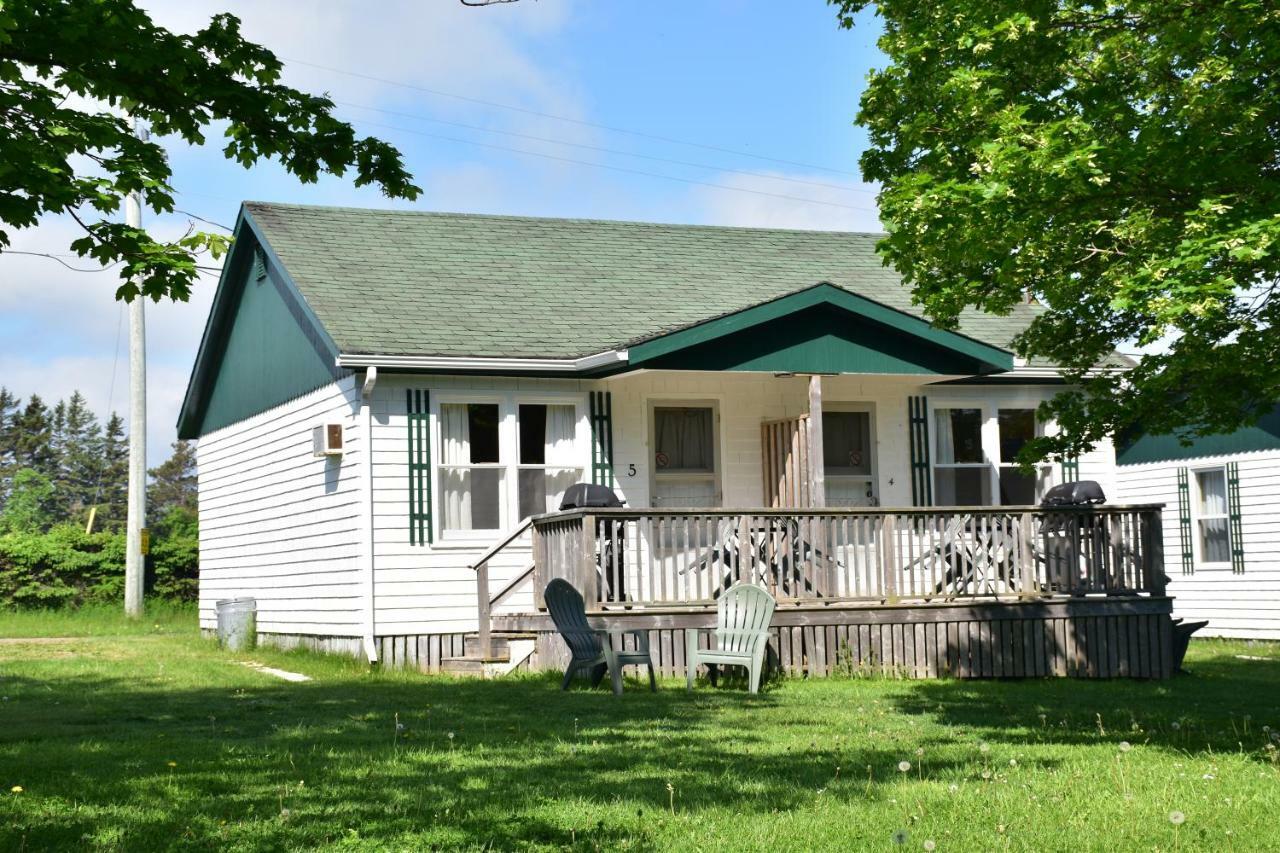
177, 212, 347, 439
626, 283, 1013, 375
1117, 404, 1280, 465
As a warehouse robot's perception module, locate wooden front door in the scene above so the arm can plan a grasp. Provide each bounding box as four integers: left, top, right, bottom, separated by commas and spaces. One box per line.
761, 414, 815, 508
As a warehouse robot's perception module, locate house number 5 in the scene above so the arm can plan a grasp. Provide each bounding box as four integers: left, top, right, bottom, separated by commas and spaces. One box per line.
627, 464, 637, 477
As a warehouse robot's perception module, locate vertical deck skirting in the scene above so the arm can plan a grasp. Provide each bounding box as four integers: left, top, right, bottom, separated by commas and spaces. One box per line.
498, 599, 1177, 680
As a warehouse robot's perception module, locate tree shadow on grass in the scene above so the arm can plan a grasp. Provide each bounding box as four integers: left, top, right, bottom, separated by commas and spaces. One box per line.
0, 668, 1058, 851
888, 648, 1280, 755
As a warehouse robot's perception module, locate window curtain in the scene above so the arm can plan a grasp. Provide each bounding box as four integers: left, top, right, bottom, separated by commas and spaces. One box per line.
544, 405, 577, 466
542, 404, 579, 512
1199, 471, 1227, 515
655, 408, 712, 471
440, 403, 472, 529
934, 410, 955, 465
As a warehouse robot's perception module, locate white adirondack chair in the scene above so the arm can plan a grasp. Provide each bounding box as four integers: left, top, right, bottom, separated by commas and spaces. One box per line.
686, 582, 776, 694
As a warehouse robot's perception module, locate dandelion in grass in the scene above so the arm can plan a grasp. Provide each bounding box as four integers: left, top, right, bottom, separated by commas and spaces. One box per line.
979, 742, 990, 754
915, 747, 924, 758
167, 761, 177, 768
10, 786, 22, 794
280, 808, 291, 820
1169, 811, 1186, 825
923, 841, 936, 852
1119, 741, 1132, 752
948, 784, 958, 794
892, 829, 909, 845
1171, 721, 1181, 731
981, 770, 992, 781
1008, 758, 1017, 768
899, 761, 912, 773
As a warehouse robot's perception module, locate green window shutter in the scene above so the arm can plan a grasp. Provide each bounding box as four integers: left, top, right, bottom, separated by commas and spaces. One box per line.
252, 249, 268, 282
407, 389, 432, 545
590, 390, 614, 487
1061, 455, 1080, 482
908, 395, 932, 507
1176, 467, 1193, 575
1227, 461, 1245, 574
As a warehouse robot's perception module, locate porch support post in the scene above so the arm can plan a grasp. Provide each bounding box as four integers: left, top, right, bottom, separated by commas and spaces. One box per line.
807, 374, 826, 508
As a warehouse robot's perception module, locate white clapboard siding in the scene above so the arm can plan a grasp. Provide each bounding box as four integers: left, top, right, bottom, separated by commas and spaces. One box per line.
1116, 452, 1280, 640
197, 377, 364, 636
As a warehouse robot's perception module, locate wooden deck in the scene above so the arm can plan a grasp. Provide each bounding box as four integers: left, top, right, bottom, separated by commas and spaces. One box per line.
465, 504, 1174, 679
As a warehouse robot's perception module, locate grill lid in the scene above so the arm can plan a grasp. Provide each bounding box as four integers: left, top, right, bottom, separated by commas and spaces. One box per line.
559, 483, 625, 510
1040, 480, 1106, 507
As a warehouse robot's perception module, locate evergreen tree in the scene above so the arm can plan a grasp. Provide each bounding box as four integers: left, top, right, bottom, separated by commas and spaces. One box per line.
94, 413, 130, 531
61, 393, 103, 524
0, 387, 20, 505
12, 395, 54, 479
148, 440, 197, 520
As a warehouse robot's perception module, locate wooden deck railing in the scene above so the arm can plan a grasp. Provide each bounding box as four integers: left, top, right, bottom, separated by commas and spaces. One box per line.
530, 505, 1166, 610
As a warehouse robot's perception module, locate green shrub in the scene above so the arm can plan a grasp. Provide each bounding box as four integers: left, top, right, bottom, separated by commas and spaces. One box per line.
0, 520, 198, 608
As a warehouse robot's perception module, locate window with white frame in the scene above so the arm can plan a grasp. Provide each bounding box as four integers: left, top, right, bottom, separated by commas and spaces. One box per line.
652, 405, 718, 508
933, 407, 991, 505
517, 404, 582, 519
1193, 467, 1231, 564
996, 408, 1050, 505
437, 397, 583, 538
439, 402, 504, 532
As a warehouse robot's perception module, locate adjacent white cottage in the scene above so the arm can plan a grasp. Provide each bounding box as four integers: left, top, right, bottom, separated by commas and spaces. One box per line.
179, 203, 1181, 678
1115, 407, 1280, 640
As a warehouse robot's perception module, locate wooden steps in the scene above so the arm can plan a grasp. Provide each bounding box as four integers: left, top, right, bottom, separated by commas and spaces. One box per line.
440, 632, 537, 677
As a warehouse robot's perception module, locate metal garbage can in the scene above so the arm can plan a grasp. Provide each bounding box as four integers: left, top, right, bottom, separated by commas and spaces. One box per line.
215, 597, 257, 651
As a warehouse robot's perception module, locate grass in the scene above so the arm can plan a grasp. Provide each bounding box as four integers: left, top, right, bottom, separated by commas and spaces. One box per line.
1, 609, 1278, 851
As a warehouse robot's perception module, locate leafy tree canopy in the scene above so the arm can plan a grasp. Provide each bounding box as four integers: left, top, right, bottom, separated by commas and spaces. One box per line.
0, 0, 420, 302
832, 0, 1280, 460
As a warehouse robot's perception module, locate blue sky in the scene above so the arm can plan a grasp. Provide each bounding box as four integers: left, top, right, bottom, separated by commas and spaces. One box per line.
0, 1, 885, 463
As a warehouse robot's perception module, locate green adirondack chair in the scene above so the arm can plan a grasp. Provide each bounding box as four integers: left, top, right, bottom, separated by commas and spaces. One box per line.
544, 578, 656, 696
686, 582, 776, 694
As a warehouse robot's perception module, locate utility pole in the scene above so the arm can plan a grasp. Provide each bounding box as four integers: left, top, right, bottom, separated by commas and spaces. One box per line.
123, 114, 148, 618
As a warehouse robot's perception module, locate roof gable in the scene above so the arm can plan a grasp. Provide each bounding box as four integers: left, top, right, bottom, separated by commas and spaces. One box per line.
1117, 404, 1280, 465
176, 212, 346, 439
627, 282, 1012, 374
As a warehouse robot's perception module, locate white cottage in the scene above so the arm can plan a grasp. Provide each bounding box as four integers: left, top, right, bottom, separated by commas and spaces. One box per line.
179, 203, 1176, 679
1115, 407, 1280, 640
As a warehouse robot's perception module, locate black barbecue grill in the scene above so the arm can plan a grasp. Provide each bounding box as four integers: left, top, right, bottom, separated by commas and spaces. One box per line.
559, 484, 628, 602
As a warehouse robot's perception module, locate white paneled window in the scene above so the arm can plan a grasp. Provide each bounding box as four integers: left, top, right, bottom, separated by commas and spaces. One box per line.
1194, 467, 1231, 564
439, 402, 504, 532
436, 395, 585, 539
996, 408, 1051, 505
933, 407, 991, 506
517, 404, 583, 519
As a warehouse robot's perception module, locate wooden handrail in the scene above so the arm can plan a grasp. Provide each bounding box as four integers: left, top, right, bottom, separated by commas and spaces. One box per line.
490, 563, 536, 609
530, 504, 1167, 524
468, 518, 534, 571
470, 518, 535, 660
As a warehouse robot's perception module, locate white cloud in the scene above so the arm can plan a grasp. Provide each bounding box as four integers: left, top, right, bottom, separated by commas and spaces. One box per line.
689, 171, 883, 232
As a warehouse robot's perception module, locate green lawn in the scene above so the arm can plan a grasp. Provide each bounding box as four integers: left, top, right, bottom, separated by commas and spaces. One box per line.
1, 609, 1278, 851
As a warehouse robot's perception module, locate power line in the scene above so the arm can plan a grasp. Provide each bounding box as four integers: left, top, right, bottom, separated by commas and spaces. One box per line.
335, 100, 878, 196
352, 117, 879, 213
284, 56, 862, 178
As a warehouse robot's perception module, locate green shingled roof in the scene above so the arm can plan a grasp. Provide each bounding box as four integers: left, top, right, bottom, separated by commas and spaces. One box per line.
244, 202, 1043, 360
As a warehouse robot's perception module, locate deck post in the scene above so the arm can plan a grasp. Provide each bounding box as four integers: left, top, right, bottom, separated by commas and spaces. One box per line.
807, 375, 826, 508
1019, 511, 1036, 598
476, 559, 492, 659
581, 513, 597, 606
1145, 509, 1166, 596
882, 514, 899, 602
